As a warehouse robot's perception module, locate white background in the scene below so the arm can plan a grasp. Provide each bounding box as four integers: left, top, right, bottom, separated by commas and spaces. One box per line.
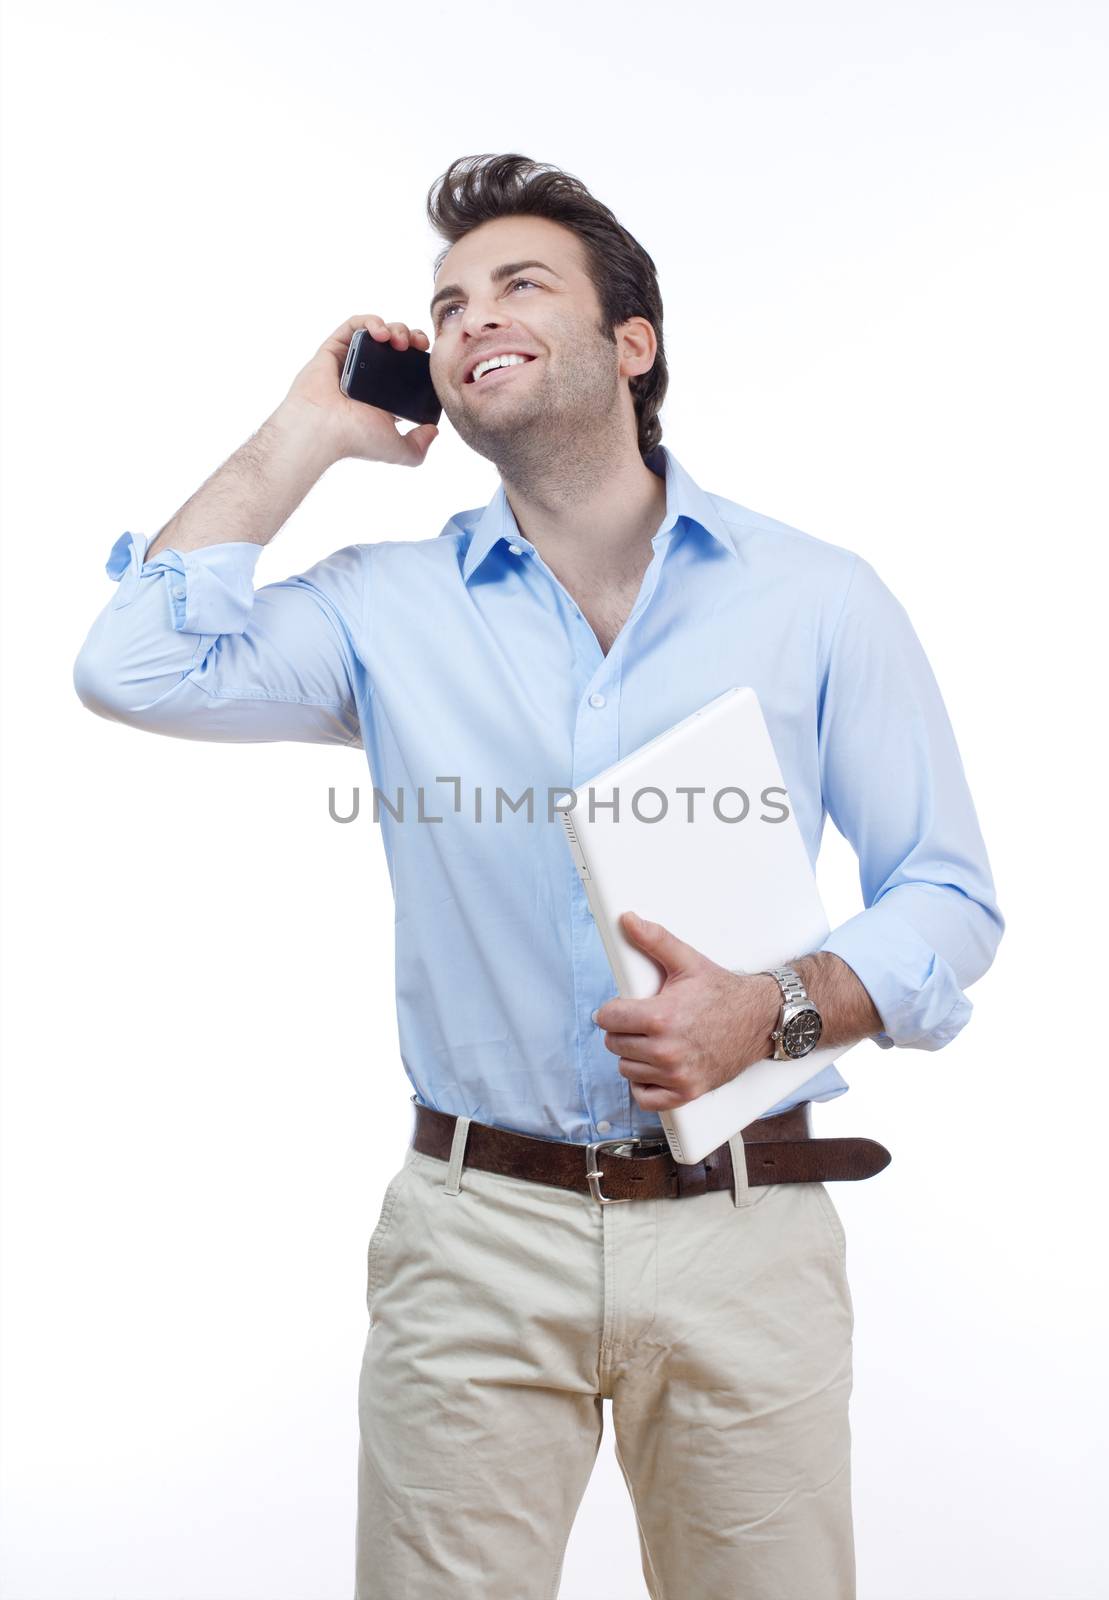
1, 1, 1106, 1596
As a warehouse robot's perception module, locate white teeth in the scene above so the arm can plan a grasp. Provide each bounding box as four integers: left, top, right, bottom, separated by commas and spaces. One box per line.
472, 353, 530, 382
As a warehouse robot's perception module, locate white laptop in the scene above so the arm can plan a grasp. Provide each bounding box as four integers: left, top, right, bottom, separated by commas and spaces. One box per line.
557, 686, 857, 1165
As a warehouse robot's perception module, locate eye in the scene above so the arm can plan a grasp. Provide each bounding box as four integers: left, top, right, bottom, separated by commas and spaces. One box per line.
436, 277, 539, 326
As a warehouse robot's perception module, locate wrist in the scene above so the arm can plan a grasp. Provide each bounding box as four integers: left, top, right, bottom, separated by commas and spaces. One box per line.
750, 972, 782, 1059
269, 396, 346, 472
761, 964, 824, 1059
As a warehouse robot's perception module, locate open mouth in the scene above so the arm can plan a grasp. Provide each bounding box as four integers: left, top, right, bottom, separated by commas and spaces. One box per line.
466, 355, 538, 385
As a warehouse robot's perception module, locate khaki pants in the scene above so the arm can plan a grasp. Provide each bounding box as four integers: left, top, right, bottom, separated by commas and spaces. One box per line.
355, 1123, 855, 1600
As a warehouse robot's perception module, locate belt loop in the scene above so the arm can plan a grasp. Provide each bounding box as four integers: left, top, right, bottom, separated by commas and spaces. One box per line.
444, 1115, 471, 1196
728, 1129, 753, 1208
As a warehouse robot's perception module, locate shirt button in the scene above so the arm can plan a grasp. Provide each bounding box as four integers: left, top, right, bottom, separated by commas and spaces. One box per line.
171, 586, 185, 600
588, 692, 606, 708
507, 543, 523, 555
597, 1120, 613, 1134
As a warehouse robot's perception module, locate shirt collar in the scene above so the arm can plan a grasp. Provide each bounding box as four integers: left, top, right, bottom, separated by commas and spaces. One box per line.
457, 444, 737, 583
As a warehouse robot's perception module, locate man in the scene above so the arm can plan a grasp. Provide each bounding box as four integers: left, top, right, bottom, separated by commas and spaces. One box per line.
73, 152, 1003, 1598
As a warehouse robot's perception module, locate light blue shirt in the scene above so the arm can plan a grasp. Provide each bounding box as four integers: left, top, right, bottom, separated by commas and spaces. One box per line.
73, 445, 1003, 1144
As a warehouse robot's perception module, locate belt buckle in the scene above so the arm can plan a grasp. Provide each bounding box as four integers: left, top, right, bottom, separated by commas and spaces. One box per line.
586, 1137, 642, 1204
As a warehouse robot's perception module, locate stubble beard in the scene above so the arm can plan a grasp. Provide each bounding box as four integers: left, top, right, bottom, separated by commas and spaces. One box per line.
443, 324, 628, 499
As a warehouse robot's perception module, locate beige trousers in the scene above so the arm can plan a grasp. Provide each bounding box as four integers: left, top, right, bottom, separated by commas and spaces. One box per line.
355, 1122, 855, 1600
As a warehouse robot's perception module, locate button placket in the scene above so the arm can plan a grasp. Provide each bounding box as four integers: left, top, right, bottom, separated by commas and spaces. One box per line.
569, 667, 620, 1138
531, 524, 677, 1140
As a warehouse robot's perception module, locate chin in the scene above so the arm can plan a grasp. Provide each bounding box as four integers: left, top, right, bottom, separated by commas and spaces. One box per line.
451, 404, 540, 456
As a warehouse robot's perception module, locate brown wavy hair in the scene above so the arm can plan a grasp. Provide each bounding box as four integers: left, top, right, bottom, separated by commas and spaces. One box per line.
426, 153, 667, 457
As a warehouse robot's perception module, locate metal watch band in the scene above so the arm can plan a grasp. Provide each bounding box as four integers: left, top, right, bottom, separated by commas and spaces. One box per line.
763, 965, 809, 1007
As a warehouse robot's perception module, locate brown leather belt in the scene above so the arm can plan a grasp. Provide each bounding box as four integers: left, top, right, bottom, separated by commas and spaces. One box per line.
410, 1098, 891, 1204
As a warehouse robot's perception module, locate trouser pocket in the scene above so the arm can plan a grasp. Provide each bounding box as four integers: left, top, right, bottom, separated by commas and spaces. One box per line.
366, 1160, 413, 1317
814, 1181, 847, 1267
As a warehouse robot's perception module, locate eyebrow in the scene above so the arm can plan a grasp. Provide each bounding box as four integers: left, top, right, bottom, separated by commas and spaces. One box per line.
429, 260, 563, 320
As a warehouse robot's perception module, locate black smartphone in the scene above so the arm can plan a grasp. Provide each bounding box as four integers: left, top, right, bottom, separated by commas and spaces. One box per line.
339, 330, 442, 425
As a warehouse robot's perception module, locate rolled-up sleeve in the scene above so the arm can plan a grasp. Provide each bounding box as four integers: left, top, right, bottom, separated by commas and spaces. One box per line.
816, 555, 1004, 1050
73, 532, 365, 745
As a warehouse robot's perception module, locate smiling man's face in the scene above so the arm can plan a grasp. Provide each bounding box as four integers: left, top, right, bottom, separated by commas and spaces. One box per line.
428, 214, 638, 472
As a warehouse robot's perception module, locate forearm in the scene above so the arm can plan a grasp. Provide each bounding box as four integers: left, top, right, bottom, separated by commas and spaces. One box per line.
144, 398, 341, 562
789, 951, 883, 1051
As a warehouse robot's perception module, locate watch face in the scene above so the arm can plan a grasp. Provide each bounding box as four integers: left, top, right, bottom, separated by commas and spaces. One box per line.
783, 1009, 822, 1057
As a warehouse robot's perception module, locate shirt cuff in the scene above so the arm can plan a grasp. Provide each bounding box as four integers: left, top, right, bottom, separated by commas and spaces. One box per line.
106, 530, 264, 635
819, 904, 973, 1052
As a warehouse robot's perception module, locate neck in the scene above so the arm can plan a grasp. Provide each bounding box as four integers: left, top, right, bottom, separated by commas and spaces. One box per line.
496, 428, 668, 581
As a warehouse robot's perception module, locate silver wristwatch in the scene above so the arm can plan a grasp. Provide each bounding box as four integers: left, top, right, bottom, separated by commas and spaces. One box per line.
762, 966, 823, 1060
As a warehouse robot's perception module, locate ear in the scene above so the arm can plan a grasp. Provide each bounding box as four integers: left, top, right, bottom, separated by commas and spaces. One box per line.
616, 316, 657, 380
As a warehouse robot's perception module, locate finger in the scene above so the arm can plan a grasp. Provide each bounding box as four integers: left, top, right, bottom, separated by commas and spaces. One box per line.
395, 421, 439, 465
384, 321, 411, 349
617, 1058, 681, 1102
631, 1082, 688, 1112
619, 911, 700, 977
614, 1050, 686, 1092
327, 315, 378, 339
321, 315, 386, 356
593, 1000, 661, 1035
602, 1031, 661, 1064
617, 1055, 665, 1083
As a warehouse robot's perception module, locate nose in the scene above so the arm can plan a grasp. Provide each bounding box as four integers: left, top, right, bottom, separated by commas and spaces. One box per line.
459, 297, 509, 337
